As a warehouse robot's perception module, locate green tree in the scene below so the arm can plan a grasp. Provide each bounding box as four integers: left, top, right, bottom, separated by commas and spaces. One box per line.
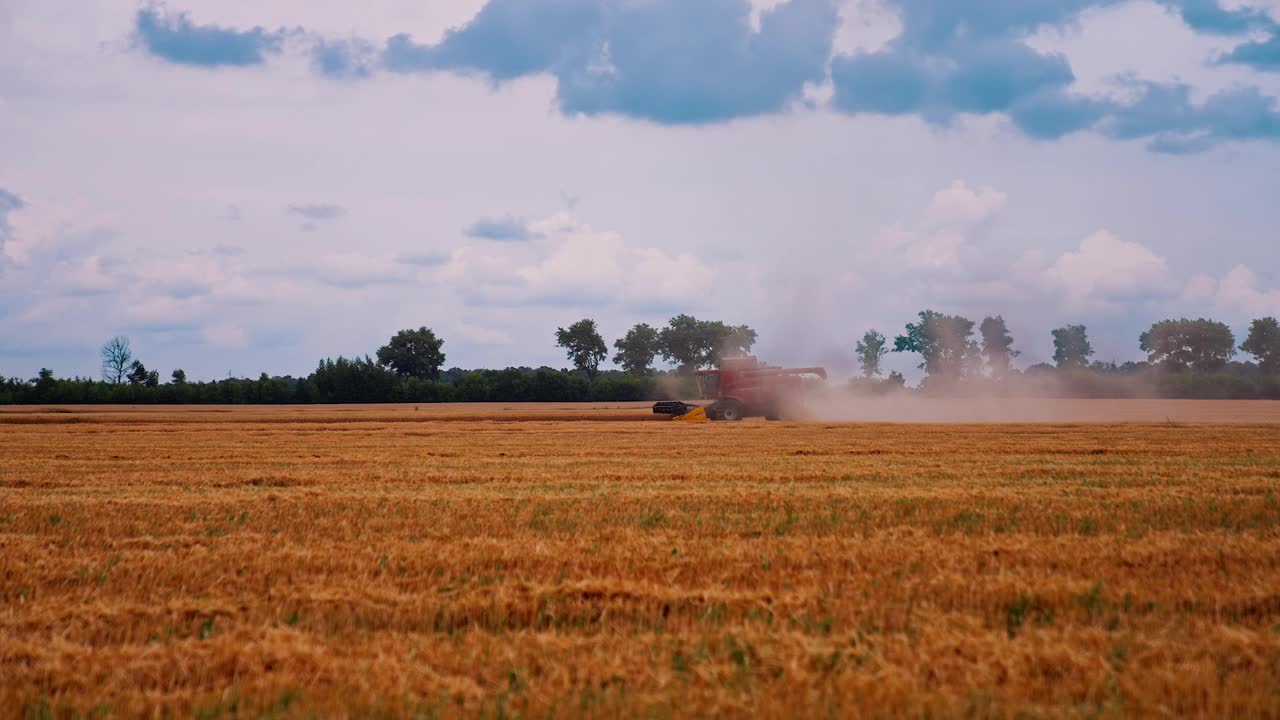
893, 310, 978, 379
1241, 317, 1280, 374
101, 336, 132, 384
979, 315, 1019, 379
33, 368, 55, 400
171, 369, 187, 385
657, 315, 757, 374
613, 323, 661, 375
555, 319, 608, 379
1051, 324, 1094, 369
1139, 318, 1236, 372
855, 329, 888, 378
127, 360, 150, 386
312, 356, 399, 403
376, 327, 446, 380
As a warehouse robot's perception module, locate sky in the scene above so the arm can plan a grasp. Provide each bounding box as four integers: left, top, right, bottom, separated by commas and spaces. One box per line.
1, 0, 1278, 382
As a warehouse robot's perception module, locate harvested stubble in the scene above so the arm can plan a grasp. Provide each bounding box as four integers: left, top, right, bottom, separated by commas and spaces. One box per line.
2, 406, 1279, 718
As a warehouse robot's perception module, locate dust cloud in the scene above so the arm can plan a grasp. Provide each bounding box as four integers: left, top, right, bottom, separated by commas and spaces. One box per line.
798, 384, 1269, 422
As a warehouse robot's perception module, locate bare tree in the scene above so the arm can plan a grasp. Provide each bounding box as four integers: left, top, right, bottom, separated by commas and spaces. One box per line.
101, 336, 132, 384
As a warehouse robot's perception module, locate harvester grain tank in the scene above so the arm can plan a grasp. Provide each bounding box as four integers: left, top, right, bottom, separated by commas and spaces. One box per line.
653, 356, 827, 421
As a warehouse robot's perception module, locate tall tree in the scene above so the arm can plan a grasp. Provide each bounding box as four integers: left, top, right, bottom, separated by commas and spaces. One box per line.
657, 315, 757, 374
855, 329, 888, 378
33, 368, 56, 399
979, 315, 1019, 379
613, 323, 661, 375
1051, 324, 1094, 369
893, 310, 978, 379
170, 369, 187, 385
657, 314, 709, 374
555, 319, 608, 379
1139, 318, 1236, 372
127, 360, 151, 386
376, 327, 446, 380
1241, 316, 1280, 374
101, 336, 132, 384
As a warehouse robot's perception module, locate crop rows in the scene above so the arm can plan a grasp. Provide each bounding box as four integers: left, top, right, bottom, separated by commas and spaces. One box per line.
2, 409, 1279, 717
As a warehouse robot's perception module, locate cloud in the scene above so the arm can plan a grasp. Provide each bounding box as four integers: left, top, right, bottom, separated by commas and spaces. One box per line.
926, 181, 1008, 227
287, 203, 347, 221
866, 182, 1177, 317
57, 255, 119, 297
133, 6, 289, 68
831, 37, 1094, 134
464, 216, 532, 242
873, 180, 1008, 270
830, 1, 1109, 137
395, 252, 450, 267
383, 0, 603, 80
1219, 30, 1280, 70
382, 0, 838, 124
1214, 265, 1280, 315
1006, 90, 1111, 140
306, 253, 412, 289
122, 0, 1280, 147
1045, 230, 1171, 305
1160, 0, 1276, 35
828, 0, 1280, 148
0, 188, 23, 261
1102, 81, 1280, 152
447, 210, 711, 308
1182, 272, 1217, 302
312, 38, 376, 79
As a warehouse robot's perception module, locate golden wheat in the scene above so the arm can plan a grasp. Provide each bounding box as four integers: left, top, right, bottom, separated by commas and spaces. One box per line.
2, 405, 1279, 718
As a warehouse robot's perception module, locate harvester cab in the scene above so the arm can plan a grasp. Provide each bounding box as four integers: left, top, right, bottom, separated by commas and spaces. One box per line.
653, 356, 827, 422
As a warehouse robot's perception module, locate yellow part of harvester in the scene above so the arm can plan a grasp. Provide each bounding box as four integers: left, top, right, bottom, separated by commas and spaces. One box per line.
673, 406, 709, 422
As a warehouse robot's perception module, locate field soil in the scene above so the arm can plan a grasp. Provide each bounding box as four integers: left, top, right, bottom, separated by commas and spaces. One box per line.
2, 404, 1280, 717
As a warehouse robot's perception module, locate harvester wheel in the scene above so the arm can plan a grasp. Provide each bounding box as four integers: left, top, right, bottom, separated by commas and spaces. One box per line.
715, 399, 744, 422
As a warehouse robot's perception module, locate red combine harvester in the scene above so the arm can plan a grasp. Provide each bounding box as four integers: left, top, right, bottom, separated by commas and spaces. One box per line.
653, 356, 827, 422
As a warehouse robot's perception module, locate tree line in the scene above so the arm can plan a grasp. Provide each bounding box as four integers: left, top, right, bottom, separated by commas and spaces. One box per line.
0, 314, 754, 405
852, 312, 1280, 399
3, 313, 1279, 404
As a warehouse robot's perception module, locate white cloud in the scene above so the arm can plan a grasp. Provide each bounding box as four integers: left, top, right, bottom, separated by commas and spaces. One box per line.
1028, 1, 1280, 103
449, 210, 712, 308
873, 180, 1008, 271
1214, 265, 1280, 316
925, 180, 1008, 228
833, 0, 902, 56
1044, 230, 1170, 306
1222, 0, 1280, 22
1183, 272, 1218, 303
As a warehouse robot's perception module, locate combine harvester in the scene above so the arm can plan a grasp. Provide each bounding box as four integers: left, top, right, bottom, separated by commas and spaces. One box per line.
653, 356, 827, 422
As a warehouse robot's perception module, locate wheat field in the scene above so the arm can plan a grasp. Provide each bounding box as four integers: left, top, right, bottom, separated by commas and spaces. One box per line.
2, 404, 1279, 718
